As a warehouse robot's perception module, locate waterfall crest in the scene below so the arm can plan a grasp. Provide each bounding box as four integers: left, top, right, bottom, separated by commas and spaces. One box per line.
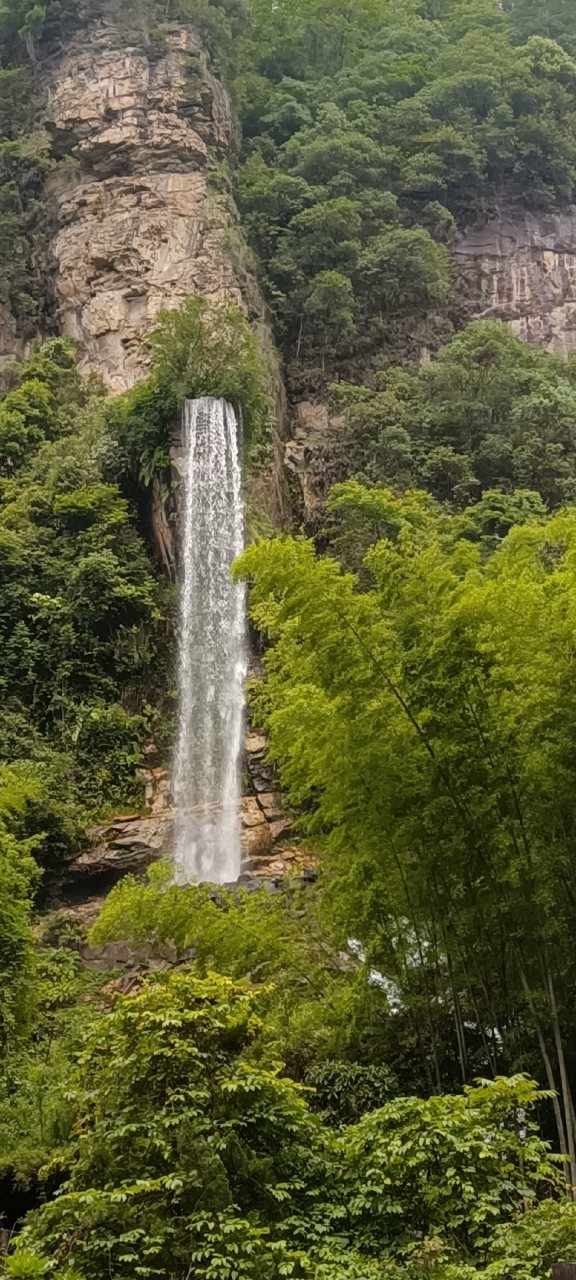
173, 397, 246, 884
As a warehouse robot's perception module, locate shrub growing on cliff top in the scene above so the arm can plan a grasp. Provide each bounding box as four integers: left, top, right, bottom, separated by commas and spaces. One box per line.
107, 295, 271, 484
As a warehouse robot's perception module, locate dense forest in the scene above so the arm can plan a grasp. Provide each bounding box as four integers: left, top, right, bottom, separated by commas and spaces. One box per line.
5, 0, 576, 1277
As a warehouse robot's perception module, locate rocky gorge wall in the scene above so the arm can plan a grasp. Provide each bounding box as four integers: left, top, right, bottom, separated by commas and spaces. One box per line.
10, 0, 288, 556
40, 2, 266, 394
453, 207, 576, 356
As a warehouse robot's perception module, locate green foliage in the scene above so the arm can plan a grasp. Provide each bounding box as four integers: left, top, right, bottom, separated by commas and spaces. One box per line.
3, 4, 576, 1276
9, 972, 324, 1280
108, 295, 271, 483
0, 337, 99, 474
234, 0, 576, 379
0, 338, 170, 821
89, 865, 394, 1076
3, 967, 571, 1280
304, 271, 357, 369
0, 137, 53, 333
305, 1060, 397, 1124
355, 226, 450, 317
0, 0, 82, 64
329, 320, 576, 511
504, 0, 576, 57
0, 938, 104, 1187
0, 772, 40, 1051
340, 1076, 563, 1258
235, 494, 576, 1138
0, 0, 76, 333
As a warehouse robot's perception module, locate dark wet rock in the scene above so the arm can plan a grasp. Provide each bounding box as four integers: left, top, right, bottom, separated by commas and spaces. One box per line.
79, 940, 196, 971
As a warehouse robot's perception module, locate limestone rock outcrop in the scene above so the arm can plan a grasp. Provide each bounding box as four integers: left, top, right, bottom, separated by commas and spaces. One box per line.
51, 731, 304, 898
40, 7, 263, 393
453, 208, 576, 355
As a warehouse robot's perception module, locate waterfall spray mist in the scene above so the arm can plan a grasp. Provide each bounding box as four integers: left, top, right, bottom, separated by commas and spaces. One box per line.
173, 397, 246, 884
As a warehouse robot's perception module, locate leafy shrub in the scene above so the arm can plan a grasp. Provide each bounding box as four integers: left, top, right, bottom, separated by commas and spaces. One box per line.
3, 976, 571, 1280
89, 864, 394, 1074
306, 1060, 398, 1124
9, 972, 324, 1280
0, 766, 46, 1050
108, 295, 271, 484
0, 340, 168, 819
329, 320, 576, 510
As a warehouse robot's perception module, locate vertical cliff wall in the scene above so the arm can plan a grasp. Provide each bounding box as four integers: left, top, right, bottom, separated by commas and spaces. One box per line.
41, 4, 266, 394
453, 208, 576, 356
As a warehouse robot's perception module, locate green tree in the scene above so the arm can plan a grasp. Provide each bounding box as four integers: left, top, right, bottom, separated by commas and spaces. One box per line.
0, 339, 167, 817
9, 972, 325, 1280
331, 320, 576, 509
109, 295, 271, 481
303, 270, 357, 369
235, 0, 576, 381
355, 226, 450, 317
504, 0, 576, 56
4, 971, 570, 1280
235, 492, 576, 1175
0, 783, 39, 1050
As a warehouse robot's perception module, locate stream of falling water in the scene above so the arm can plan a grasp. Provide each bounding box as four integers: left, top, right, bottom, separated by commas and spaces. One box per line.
173, 397, 246, 884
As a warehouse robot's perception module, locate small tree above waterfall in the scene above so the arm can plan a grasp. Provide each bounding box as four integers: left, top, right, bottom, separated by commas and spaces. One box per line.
107, 295, 271, 485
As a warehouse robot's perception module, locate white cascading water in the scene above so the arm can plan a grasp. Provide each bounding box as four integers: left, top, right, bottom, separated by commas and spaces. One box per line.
173, 397, 246, 884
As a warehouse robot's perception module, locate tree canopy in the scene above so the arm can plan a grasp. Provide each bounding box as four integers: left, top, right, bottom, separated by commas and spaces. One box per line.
326, 320, 576, 513
232, 0, 576, 383
235, 487, 576, 1179
4, 0, 576, 1274
4, 968, 574, 1280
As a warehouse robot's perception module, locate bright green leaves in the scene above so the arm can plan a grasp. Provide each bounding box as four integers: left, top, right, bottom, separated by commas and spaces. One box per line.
330, 320, 576, 508
146, 295, 269, 433
235, 495, 576, 1111
342, 1076, 563, 1256
0, 338, 102, 477
108, 295, 271, 482
0, 764, 68, 1054
3, 966, 571, 1280
0, 824, 39, 1050
10, 972, 324, 1280
90, 870, 383, 1074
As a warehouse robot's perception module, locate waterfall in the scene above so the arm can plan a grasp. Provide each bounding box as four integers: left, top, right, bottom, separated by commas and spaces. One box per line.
173, 397, 246, 884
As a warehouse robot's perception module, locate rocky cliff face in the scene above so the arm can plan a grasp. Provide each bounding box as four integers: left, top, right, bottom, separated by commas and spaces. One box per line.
281, 209, 576, 524
40, 4, 265, 394
49, 727, 315, 903
453, 207, 576, 355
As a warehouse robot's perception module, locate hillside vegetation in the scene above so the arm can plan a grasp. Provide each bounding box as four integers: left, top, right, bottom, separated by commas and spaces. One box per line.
3, 1, 576, 1278
233, 0, 576, 384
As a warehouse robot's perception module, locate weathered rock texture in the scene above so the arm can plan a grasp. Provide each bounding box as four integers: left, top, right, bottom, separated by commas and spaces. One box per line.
453, 207, 576, 355
41, 4, 264, 393
51, 729, 313, 899
283, 401, 346, 529
282, 211, 576, 524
